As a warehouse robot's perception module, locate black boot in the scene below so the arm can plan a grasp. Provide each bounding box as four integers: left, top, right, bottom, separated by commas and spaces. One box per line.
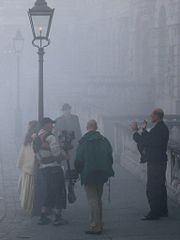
38, 213, 51, 225
159, 210, 168, 217
142, 212, 160, 221
53, 214, 68, 226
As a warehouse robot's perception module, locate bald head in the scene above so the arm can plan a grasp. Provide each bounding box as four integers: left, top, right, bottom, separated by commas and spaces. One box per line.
87, 120, 98, 132
151, 108, 164, 123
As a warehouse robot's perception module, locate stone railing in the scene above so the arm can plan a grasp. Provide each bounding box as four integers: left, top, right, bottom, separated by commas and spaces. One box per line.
118, 123, 180, 204
167, 143, 180, 203
101, 115, 180, 205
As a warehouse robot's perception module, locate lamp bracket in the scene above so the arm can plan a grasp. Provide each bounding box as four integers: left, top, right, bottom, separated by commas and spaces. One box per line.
32, 38, 50, 49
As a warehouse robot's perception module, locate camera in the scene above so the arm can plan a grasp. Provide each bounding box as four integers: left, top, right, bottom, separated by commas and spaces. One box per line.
58, 130, 79, 182
58, 130, 75, 152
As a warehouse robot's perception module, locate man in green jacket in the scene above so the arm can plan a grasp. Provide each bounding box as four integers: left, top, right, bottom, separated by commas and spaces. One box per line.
75, 120, 114, 235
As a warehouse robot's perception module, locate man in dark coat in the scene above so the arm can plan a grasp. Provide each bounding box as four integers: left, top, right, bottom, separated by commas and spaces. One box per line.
75, 120, 114, 235
132, 108, 169, 220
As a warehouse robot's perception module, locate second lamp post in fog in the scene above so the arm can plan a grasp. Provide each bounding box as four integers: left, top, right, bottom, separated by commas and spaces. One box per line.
13, 29, 24, 144
28, 0, 54, 122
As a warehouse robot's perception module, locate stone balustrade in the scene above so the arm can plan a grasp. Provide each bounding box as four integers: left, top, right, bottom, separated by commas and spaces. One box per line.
167, 144, 180, 203
102, 115, 180, 205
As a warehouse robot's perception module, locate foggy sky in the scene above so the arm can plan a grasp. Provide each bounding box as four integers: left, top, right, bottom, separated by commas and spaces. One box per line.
0, 0, 134, 157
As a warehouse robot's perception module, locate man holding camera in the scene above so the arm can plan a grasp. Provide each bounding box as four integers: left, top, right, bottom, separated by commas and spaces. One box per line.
54, 103, 81, 168
75, 120, 114, 235
131, 108, 169, 220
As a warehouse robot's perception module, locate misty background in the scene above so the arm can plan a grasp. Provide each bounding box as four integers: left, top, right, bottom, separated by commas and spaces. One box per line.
0, 0, 179, 158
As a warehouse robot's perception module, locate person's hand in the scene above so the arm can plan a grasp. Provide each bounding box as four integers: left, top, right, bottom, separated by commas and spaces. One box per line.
131, 122, 139, 131
44, 143, 51, 150
142, 120, 148, 130
31, 133, 37, 140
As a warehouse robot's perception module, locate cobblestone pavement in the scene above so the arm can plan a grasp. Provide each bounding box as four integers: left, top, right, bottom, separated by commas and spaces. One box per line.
0, 159, 180, 240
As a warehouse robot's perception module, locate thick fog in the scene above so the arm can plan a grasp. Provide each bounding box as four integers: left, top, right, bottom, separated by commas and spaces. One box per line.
0, 1, 131, 154
1, 2, 180, 239
1, 0, 173, 159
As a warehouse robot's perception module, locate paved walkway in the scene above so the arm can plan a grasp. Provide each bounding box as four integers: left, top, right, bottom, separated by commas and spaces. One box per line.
0, 165, 180, 240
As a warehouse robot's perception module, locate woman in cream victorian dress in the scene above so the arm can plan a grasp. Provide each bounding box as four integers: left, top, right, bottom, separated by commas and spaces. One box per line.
17, 121, 38, 215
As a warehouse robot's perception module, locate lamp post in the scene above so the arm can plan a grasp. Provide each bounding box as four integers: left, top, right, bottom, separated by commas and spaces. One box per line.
28, 0, 54, 122
13, 29, 24, 145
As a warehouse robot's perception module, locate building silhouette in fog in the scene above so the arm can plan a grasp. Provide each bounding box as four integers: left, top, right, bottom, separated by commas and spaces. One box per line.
126, 0, 180, 115
45, 0, 180, 116
79, 0, 180, 116
1, 0, 180, 137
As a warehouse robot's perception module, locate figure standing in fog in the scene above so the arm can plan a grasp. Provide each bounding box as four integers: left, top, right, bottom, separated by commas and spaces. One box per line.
54, 103, 82, 168
17, 120, 38, 215
75, 120, 114, 235
34, 118, 68, 225
132, 108, 169, 220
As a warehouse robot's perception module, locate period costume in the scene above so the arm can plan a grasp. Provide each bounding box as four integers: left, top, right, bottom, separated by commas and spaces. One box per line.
17, 142, 35, 215
36, 129, 67, 212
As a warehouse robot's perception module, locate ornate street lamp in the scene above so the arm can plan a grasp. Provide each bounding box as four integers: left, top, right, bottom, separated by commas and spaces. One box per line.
28, 0, 54, 122
13, 29, 24, 146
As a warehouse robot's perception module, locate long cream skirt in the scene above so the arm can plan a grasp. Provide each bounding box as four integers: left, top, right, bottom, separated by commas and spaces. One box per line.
19, 172, 34, 215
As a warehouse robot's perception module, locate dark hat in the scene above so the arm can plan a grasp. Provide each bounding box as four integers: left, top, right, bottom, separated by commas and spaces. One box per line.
40, 117, 55, 127
62, 103, 71, 111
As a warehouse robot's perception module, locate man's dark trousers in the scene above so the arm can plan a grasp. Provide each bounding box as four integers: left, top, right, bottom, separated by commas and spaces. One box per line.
147, 161, 168, 217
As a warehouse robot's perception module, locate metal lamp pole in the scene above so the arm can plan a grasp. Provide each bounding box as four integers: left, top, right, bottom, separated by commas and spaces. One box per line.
37, 36, 45, 121
28, 0, 54, 122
